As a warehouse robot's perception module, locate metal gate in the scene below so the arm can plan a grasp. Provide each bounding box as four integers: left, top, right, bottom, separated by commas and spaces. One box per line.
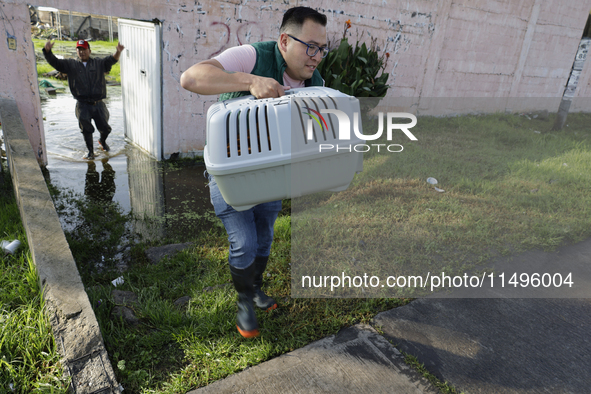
118, 19, 162, 160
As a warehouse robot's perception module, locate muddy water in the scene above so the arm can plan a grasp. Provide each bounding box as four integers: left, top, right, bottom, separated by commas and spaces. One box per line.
41, 86, 126, 159
41, 84, 213, 242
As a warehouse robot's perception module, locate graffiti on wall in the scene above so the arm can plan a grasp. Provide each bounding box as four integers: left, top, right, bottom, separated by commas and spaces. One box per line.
236, 22, 264, 45
208, 21, 231, 57
193, 21, 264, 58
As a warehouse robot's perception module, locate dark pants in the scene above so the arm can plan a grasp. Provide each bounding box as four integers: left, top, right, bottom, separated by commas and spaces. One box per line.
75, 100, 111, 153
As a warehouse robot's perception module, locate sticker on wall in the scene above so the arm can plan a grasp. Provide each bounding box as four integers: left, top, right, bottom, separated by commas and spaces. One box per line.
7, 34, 17, 51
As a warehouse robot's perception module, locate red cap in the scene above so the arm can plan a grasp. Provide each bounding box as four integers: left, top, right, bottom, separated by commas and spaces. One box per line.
76, 40, 90, 50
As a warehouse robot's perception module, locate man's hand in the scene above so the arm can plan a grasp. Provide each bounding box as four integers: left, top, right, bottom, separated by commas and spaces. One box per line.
44, 40, 54, 52
249, 76, 291, 99
114, 42, 125, 61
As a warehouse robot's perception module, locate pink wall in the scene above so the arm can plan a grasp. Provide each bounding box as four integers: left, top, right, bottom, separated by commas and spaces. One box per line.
1, 0, 590, 160
0, 2, 46, 163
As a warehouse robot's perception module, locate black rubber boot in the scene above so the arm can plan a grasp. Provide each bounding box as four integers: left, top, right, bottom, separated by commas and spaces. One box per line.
230, 264, 259, 338
253, 256, 277, 311
82, 131, 94, 157
98, 131, 110, 152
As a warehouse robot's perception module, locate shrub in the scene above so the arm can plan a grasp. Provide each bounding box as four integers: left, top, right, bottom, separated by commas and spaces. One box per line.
317, 20, 390, 98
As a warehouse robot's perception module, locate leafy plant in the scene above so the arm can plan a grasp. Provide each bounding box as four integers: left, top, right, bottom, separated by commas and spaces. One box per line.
317, 20, 390, 97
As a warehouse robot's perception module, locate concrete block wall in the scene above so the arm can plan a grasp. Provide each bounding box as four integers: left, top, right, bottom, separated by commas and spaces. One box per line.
58, 12, 119, 40
518, 0, 588, 97
1, 0, 590, 160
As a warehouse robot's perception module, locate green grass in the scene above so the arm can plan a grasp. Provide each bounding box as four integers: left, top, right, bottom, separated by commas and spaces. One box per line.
47, 112, 591, 392
32, 38, 121, 83
0, 166, 69, 393
49, 177, 406, 392
291, 111, 591, 297
403, 353, 463, 394
36, 62, 57, 77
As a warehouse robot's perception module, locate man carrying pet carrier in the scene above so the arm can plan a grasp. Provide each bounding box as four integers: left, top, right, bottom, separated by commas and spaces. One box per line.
181, 6, 328, 338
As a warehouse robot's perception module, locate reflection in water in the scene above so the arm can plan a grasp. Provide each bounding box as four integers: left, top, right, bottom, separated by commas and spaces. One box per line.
85, 159, 116, 204
126, 147, 214, 242
127, 147, 165, 241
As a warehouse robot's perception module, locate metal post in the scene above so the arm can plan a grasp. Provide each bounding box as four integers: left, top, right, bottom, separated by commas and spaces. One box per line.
57, 11, 62, 41
108, 16, 113, 42
552, 38, 589, 131
552, 98, 572, 131
0, 133, 4, 185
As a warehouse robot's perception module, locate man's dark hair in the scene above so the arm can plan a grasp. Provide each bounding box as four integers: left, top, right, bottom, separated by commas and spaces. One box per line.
280, 7, 327, 33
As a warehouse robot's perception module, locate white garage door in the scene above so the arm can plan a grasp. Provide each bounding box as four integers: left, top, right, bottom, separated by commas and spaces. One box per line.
118, 18, 162, 160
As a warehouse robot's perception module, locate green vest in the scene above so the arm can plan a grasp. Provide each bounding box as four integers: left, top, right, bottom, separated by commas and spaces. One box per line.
219, 41, 324, 101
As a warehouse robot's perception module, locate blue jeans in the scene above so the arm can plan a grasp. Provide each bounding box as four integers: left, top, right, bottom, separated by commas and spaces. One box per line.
208, 174, 282, 269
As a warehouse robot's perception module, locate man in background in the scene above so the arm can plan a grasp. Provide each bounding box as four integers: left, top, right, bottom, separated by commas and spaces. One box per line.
43, 39, 124, 160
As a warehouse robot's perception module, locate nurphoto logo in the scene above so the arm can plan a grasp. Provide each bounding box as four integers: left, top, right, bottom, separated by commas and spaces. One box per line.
303, 109, 418, 153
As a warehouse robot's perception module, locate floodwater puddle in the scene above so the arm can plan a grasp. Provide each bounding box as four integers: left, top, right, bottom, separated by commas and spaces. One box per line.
41, 86, 213, 244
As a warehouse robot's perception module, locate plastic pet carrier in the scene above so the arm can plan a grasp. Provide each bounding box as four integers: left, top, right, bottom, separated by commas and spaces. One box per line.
205, 87, 364, 211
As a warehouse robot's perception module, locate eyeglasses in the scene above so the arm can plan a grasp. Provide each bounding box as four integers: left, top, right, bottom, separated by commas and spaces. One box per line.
287, 35, 329, 58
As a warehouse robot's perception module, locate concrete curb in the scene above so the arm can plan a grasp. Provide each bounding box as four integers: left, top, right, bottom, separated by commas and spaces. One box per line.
0, 98, 120, 393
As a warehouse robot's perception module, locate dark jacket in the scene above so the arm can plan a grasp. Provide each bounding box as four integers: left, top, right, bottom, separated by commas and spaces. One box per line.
219, 41, 324, 101
42, 48, 118, 102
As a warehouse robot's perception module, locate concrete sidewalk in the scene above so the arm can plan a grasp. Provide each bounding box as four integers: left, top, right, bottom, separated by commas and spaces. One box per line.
375, 298, 591, 394
189, 239, 591, 394
373, 238, 591, 393
189, 324, 439, 394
